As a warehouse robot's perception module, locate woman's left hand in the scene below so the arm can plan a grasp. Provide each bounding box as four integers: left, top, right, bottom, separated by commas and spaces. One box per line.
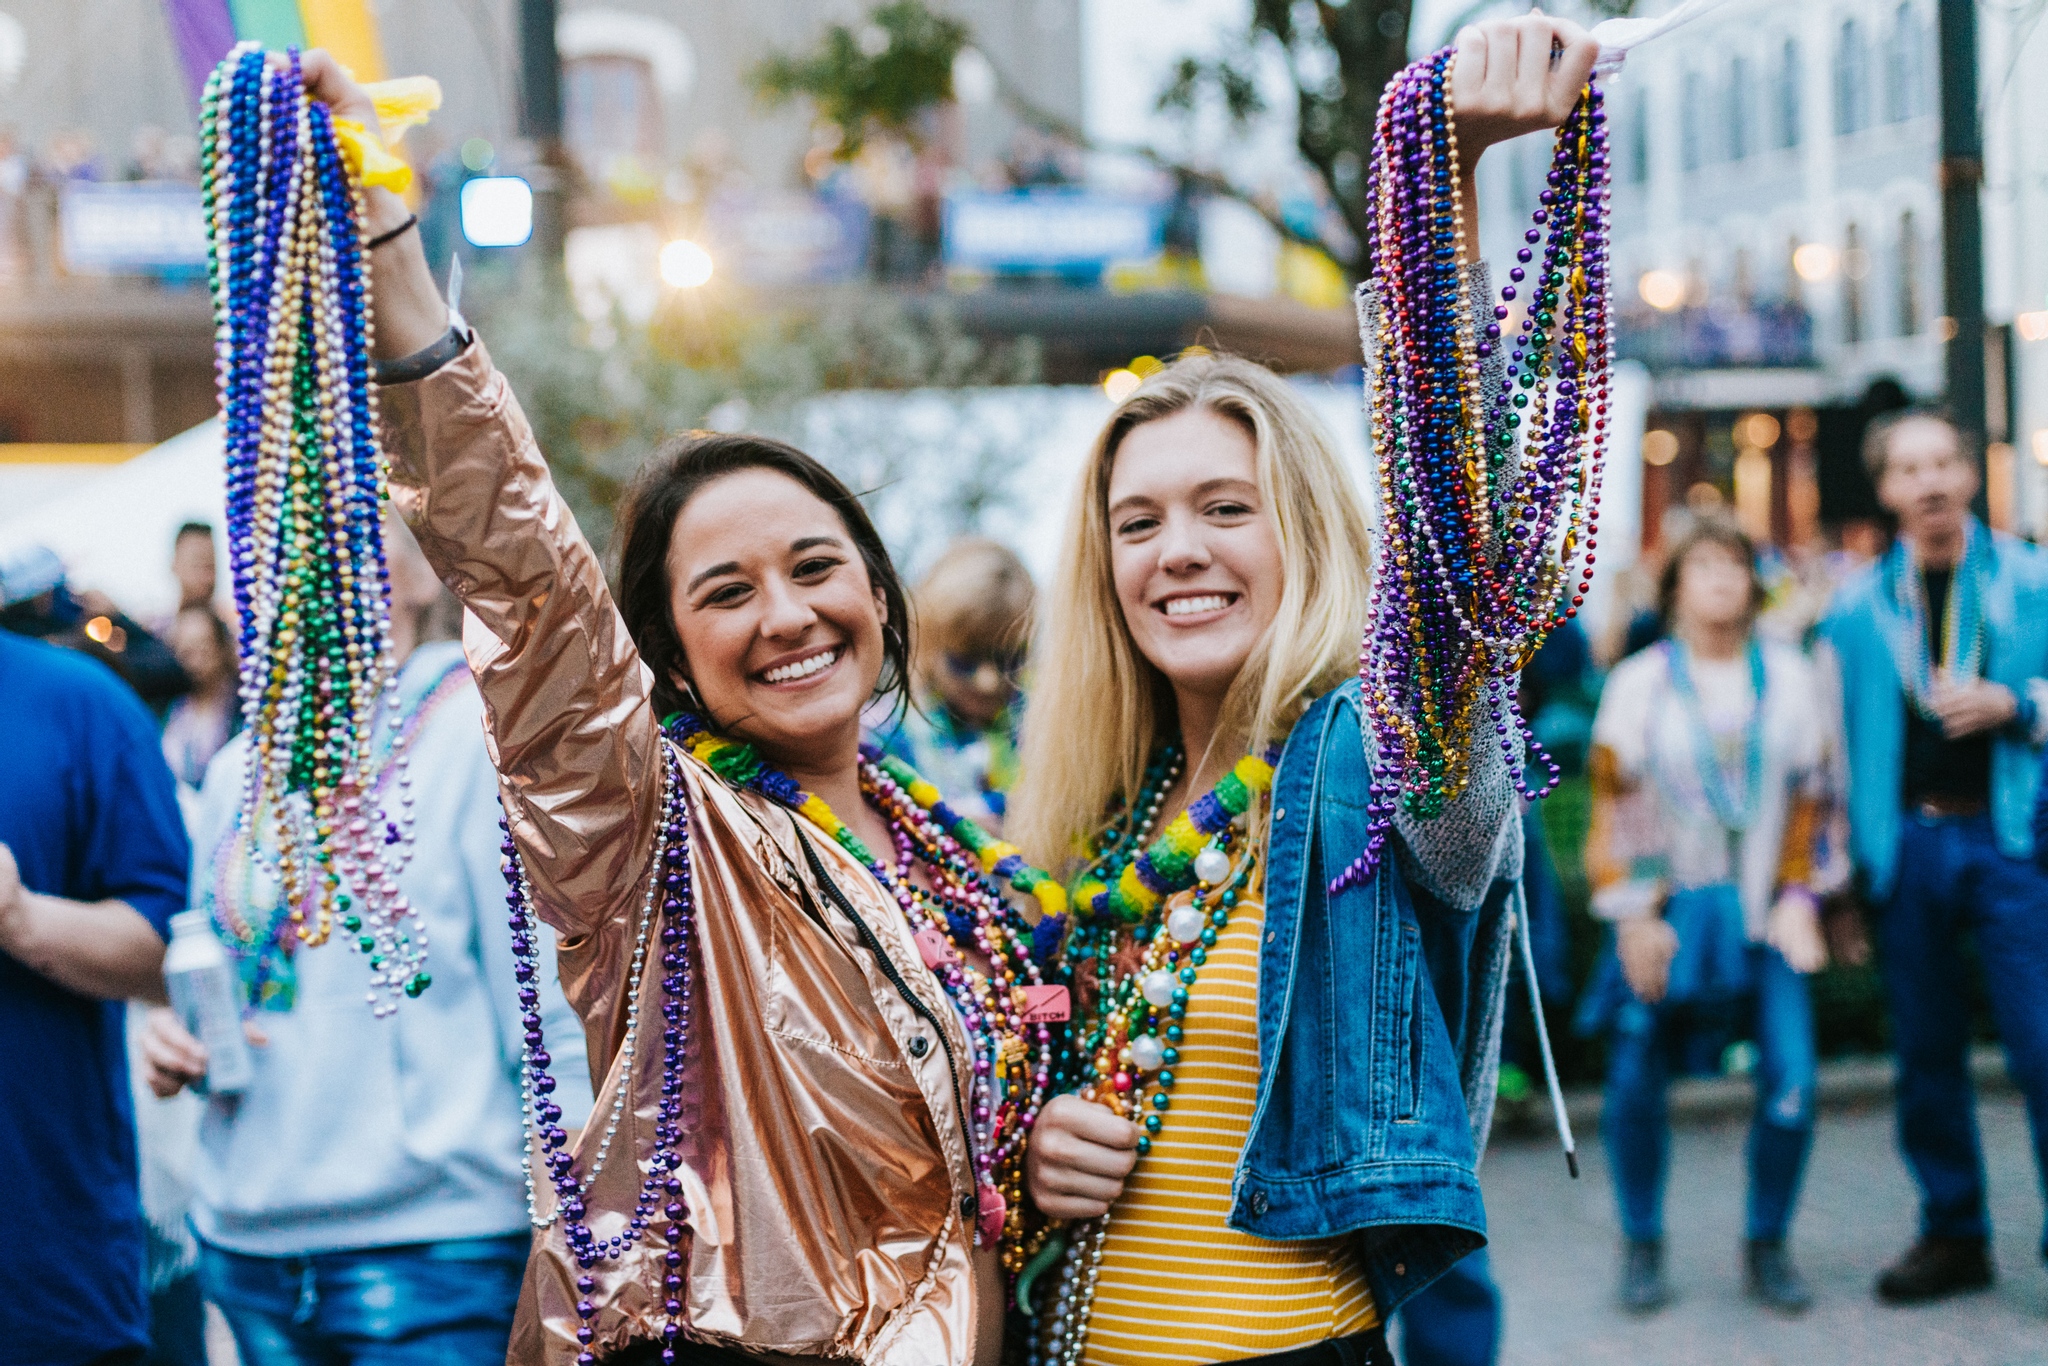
1766, 889, 1829, 975
1449, 13, 1601, 159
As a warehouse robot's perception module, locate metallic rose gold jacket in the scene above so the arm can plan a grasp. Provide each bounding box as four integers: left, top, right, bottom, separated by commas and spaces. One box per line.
380, 341, 988, 1365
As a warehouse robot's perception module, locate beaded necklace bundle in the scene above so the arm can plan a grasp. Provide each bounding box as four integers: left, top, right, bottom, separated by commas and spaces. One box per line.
205, 657, 468, 1009
1021, 745, 1277, 1365
666, 712, 1064, 1263
503, 748, 696, 1365
201, 44, 425, 1012
1885, 526, 1989, 720
1337, 45, 1612, 894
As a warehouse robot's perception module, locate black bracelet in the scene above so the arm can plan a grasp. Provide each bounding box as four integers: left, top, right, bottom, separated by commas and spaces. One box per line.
365, 213, 419, 251
372, 323, 473, 386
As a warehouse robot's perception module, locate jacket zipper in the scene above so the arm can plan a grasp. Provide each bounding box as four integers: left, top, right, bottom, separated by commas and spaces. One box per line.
795, 830, 982, 1206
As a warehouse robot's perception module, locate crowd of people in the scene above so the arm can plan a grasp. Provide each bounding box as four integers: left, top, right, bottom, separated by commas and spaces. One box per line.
4, 21, 2047, 1366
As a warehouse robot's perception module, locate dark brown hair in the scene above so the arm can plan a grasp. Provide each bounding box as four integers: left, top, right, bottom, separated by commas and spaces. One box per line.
1657, 518, 1766, 625
613, 431, 912, 723
1861, 406, 1972, 480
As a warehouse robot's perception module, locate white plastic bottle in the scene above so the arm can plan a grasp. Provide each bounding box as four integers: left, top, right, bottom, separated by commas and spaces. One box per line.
163, 911, 255, 1095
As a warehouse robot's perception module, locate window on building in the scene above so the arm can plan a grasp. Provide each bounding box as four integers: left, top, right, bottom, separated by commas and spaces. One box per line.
1836, 20, 1868, 135
1888, 4, 1927, 121
563, 54, 663, 182
1683, 68, 1705, 169
1843, 221, 1866, 343
1897, 209, 1922, 334
1778, 39, 1802, 149
1727, 56, 1750, 161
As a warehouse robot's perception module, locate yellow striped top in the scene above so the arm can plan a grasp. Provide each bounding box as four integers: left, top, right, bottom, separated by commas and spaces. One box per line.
1083, 885, 1379, 1366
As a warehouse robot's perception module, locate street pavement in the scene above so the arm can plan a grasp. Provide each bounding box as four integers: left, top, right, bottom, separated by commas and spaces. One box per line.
1469, 1094, 2046, 1365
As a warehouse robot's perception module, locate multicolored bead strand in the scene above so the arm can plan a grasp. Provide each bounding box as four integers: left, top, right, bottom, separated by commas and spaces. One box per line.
1069, 749, 1277, 924
1335, 46, 1612, 894
504, 746, 695, 1363
204, 659, 469, 1010
1023, 751, 1269, 1364
201, 43, 428, 1012
665, 713, 1057, 1263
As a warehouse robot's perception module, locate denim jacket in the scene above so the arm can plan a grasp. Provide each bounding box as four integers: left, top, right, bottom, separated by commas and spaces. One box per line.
1231, 678, 1522, 1316
1821, 523, 2048, 900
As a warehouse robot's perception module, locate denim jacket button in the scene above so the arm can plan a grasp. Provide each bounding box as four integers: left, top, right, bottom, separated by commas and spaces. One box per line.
1395, 1263, 1407, 1276
1248, 1190, 1269, 1216
1274, 808, 1286, 823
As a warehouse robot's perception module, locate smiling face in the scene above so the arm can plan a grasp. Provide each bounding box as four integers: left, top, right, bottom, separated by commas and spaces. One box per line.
1105, 406, 1285, 714
666, 468, 888, 767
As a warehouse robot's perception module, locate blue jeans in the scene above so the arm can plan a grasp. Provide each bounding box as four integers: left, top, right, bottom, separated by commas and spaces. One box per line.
1601, 944, 1817, 1243
197, 1237, 527, 1366
1394, 1249, 1499, 1366
1881, 813, 2048, 1254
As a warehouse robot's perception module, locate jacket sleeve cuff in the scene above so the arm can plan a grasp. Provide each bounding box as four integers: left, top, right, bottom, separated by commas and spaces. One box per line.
2021, 678, 2048, 745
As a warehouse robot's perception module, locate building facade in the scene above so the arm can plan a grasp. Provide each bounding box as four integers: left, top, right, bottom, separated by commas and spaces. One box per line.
1497, 0, 2048, 548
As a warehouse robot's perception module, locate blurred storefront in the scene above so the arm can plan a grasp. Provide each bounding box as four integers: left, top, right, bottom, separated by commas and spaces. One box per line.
1532, 0, 2048, 556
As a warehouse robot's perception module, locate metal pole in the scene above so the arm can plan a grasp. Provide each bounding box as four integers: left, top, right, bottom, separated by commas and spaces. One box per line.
518, 0, 565, 267
1938, 0, 1987, 510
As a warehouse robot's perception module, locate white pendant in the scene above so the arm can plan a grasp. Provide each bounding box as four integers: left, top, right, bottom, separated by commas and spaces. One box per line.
1128, 1034, 1166, 1072
1193, 846, 1232, 886
1166, 905, 1206, 945
1142, 969, 1178, 1008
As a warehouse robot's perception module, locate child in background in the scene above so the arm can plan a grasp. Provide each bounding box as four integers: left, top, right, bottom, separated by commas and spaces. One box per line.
873, 537, 1034, 830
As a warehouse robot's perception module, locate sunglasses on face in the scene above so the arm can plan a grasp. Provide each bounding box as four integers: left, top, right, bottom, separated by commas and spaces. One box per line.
943, 650, 1026, 683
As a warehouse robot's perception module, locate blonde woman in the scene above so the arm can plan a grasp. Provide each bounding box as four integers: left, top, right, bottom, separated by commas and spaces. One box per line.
1013, 20, 1599, 1363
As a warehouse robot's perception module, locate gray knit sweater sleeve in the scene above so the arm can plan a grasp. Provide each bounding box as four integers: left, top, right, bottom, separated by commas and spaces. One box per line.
1354, 262, 1523, 912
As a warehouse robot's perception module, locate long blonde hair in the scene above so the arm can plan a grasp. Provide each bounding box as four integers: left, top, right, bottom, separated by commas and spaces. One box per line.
1009, 353, 1375, 871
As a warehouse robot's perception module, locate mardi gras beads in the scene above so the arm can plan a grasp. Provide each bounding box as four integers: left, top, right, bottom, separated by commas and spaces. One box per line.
201, 43, 428, 1012
1334, 45, 1612, 894
1023, 750, 1272, 1365
505, 747, 695, 1363
1070, 749, 1276, 924
666, 713, 1058, 1260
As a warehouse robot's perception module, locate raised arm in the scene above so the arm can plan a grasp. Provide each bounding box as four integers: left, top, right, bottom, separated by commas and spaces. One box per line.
296, 53, 663, 947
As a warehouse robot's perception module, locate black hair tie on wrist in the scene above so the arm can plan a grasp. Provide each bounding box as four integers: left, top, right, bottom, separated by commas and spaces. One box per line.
365, 214, 419, 252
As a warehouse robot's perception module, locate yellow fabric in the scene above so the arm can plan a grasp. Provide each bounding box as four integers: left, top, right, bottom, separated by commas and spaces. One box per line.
331, 79, 440, 194
1083, 887, 1379, 1366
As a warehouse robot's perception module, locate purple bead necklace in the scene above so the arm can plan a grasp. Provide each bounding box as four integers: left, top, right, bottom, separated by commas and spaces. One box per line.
1336, 47, 1612, 894
504, 746, 695, 1365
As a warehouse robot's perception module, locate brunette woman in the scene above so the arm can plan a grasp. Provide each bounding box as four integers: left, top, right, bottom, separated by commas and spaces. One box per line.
1013, 21, 1601, 1364
297, 54, 1056, 1366
1578, 520, 1839, 1316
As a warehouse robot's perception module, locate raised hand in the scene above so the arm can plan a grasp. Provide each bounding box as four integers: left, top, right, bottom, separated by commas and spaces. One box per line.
1450, 13, 1602, 158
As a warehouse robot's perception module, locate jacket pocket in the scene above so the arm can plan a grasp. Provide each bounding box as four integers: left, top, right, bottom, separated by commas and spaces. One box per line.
1393, 919, 1422, 1122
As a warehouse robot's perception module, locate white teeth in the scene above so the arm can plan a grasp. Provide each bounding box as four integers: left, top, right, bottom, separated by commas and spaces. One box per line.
763, 649, 838, 683
1164, 595, 1231, 617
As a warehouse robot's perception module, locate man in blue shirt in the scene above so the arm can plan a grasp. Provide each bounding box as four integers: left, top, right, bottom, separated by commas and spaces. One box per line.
1822, 410, 2048, 1305
0, 627, 191, 1366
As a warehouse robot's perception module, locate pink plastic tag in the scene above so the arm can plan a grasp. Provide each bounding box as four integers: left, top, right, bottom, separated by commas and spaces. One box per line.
976, 1182, 1008, 1244
1020, 985, 1071, 1023
914, 927, 957, 969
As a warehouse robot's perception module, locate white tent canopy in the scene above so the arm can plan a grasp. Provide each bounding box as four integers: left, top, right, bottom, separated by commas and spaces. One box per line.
0, 419, 225, 622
